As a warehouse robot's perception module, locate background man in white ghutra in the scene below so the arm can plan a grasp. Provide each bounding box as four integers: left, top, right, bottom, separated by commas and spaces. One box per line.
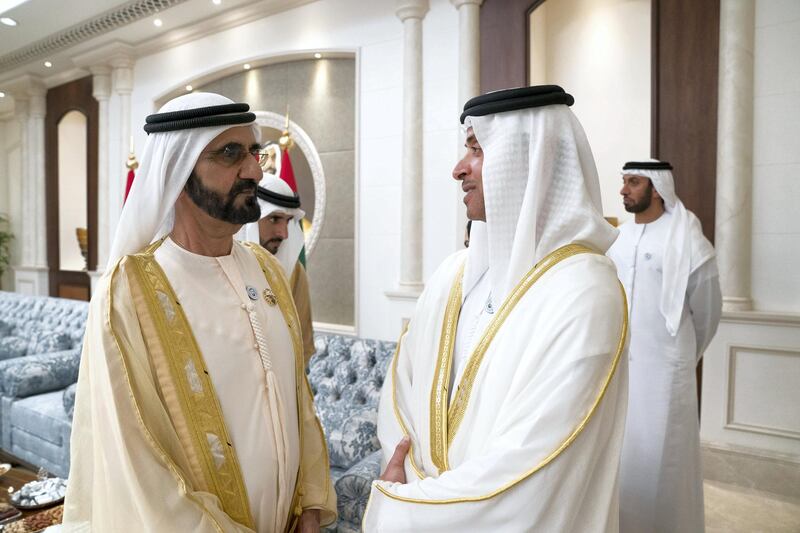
608, 160, 721, 533
240, 173, 316, 364
363, 86, 630, 532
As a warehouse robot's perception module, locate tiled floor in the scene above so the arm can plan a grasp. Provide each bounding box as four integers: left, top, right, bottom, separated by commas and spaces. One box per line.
706, 480, 800, 533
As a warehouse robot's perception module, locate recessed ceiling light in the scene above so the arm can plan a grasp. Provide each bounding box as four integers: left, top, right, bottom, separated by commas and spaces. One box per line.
314, 53, 322, 59
153, 18, 163, 27
44, 61, 52, 68
212, 0, 222, 5
0, 92, 5, 98
185, 85, 193, 91
243, 63, 251, 70
0, 17, 18, 26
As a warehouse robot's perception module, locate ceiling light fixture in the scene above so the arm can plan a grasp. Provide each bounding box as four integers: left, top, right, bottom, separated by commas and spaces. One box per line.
185, 84, 193, 91
0, 17, 18, 26
243, 63, 251, 70
0, 92, 5, 98
212, 0, 222, 5
44, 61, 52, 68
314, 53, 322, 59
153, 18, 163, 27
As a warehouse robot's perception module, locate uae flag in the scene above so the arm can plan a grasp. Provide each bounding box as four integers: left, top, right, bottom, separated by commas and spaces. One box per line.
124, 167, 135, 203
124, 139, 138, 204
279, 145, 307, 267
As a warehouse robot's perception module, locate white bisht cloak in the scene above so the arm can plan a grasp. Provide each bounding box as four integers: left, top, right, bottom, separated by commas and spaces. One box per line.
362, 248, 628, 532
363, 99, 629, 532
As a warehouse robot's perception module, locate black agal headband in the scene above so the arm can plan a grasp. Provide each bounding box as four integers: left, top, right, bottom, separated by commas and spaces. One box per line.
143, 103, 256, 134
256, 185, 301, 209
460, 85, 574, 124
623, 161, 673, 171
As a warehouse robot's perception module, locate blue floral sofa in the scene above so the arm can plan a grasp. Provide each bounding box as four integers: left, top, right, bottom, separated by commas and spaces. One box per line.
0, 291, 394, 531
0, 291, 87, 478
308, 334, 395, 533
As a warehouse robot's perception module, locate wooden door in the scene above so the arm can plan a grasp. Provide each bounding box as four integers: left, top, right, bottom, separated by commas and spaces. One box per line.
45, 76, 98, 301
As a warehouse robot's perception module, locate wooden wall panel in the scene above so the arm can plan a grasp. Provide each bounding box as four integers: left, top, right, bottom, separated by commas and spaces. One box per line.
480, 0, 543, 93
652, 0, 720, 243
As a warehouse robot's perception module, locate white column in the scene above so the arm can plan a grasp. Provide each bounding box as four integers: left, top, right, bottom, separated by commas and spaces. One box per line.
13, 97, 31, 266
89, 66, 111, 291
715, 0, 755, 312
451, 0, 483, 251
391, 0, 429, 298
451, 0, 483, 109
28, 86, 47, 269
11, 78, 49, 296
110, 59, 134, 256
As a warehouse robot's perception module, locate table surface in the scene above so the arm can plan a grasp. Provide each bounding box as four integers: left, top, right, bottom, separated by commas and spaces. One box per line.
1, 464, 43, 524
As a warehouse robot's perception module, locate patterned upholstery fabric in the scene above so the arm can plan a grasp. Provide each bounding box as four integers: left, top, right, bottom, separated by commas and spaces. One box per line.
0, 336, 28, 361
0, 349, 81, 398
335, 450, 382, 525
0, 291, 88, 479
63, 383, 78, 419
307, 334, 396, 532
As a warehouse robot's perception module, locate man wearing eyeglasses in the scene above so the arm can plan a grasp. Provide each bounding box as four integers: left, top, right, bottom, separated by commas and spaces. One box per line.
63, 93, 336, 533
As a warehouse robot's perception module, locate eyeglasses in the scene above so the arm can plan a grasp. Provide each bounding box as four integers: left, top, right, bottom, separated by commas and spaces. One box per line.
203, 143, 274, 168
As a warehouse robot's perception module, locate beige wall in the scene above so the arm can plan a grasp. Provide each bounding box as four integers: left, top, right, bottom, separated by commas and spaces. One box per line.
200, 58, 356, 327
529, 0, 651, 224
751, 0, 800, 313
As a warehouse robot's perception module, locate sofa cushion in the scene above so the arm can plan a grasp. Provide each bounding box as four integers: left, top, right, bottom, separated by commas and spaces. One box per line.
0, 318, 12, 336
335, 450, 382, 525
0, 336, 28, 361
62, 382, 78, 419
26, 330, 73, 355
0, 349, 81, 398
326, 407, 380, 469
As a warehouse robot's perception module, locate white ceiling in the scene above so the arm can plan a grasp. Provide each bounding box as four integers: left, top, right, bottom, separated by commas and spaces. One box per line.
0, 0, 306, 86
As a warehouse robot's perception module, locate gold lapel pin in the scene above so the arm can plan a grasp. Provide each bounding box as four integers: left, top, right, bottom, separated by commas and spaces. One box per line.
263, 288, 277, 306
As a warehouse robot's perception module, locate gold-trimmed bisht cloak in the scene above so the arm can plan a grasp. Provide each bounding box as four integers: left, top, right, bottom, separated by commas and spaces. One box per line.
63, 238, 335, 532
363, 245, 629, 532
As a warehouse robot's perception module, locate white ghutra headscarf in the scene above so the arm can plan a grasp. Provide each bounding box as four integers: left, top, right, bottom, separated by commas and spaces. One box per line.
107, 92, 259, 270
463, 104, 618, 302
239, 173, 306, 277
621, 162, 715, 335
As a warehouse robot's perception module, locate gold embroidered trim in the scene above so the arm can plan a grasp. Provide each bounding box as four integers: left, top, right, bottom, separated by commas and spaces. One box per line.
106, 261, 226, 533
447, 244, 596, 448
127, 247, 255, 528
244, 242, 333, 526
429, 262, 466, 473
371, 279, 629, 505
390, 327, 426, 480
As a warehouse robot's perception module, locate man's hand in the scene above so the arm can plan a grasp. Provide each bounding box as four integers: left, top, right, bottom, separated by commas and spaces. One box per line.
379, 436, 410, 484
297, 509, 320, 533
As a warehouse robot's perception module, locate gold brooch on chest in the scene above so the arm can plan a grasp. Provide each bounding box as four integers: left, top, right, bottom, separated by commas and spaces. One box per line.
262, 288, 277, 306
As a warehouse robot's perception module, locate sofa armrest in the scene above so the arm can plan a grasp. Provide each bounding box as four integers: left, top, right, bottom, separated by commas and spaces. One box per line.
335, 449, 382, 525
0, 348, 81, 398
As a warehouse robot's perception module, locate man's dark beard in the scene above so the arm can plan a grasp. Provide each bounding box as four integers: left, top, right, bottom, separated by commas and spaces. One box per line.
260, 238, 283, 255
184, 171, 260, 224
624, 182, 654, 213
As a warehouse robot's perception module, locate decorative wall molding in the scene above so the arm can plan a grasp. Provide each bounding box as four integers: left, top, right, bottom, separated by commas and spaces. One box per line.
722, 310, 800, 328
725, 344, 800, 440
253, 111, 326, 258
